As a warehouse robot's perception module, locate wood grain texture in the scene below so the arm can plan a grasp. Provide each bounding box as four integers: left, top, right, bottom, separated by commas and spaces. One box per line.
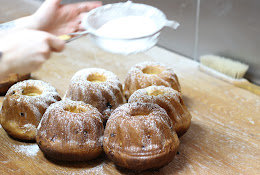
0, 38, 259, 175
0, 0, 260, 174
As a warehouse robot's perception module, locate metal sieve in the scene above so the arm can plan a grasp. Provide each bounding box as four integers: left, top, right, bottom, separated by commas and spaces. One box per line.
64, 1, 179, 55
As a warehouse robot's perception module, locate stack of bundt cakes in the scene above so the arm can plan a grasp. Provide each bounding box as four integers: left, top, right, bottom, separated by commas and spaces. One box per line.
0, 61, 192, 171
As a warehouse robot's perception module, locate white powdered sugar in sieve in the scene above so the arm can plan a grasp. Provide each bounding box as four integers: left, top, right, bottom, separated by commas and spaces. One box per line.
95, 16, 158, 39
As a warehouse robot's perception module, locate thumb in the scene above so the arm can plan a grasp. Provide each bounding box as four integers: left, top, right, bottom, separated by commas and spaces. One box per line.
47, 34, 65, 52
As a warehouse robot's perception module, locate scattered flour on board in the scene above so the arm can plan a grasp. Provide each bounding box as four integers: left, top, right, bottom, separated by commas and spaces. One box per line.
53, 162, 106, 175
14, 144, 39, 157
248, 118, 255, 125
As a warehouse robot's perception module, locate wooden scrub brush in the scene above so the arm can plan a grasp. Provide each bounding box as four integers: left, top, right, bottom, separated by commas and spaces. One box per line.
199, 55, 260, 96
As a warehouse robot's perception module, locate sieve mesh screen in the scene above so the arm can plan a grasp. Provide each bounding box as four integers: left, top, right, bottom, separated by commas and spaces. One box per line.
84, 2, 166, 35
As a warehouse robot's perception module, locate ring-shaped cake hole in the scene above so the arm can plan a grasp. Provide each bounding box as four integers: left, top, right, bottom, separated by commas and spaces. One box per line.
64, 105, 87, 113
146, 88, 165, 96
142, 66, 164, 75
87, 73, 107, 83
22, 86, 42, 96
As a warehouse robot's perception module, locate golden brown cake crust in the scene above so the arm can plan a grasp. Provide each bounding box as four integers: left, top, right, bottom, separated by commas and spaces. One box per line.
36, 100, 104, 162
103, 102, 179, 171
123, 62, 181, 100
0, 80, 61, 140
66, 68, 125, 121
128, 85, 192, 137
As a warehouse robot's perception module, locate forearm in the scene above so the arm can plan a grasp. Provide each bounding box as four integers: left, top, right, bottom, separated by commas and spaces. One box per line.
0, 17, 36, 79
0, 21, 15, 31
0, 16, 37, 34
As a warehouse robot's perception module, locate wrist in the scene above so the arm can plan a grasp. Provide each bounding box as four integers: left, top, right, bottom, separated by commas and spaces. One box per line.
15, 16, 40, 30
0, 16, 39, 36
0, 51, 13, 79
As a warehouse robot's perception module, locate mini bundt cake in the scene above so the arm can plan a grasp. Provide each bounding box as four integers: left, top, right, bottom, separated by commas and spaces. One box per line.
36, 100, 104, 161
123, 62, 181, 100
103, 102, 179, 171
65, 68, 125, 121
128, 86, 192, 137
0, 80, 61, 140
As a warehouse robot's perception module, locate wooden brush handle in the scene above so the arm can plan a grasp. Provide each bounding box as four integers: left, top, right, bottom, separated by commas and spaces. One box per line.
199, 64, 260, 96
233, 79, 260, 96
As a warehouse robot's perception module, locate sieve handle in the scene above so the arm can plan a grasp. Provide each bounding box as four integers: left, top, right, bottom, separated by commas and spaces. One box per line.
58, 31, 89, 43
165, 20, 180, 30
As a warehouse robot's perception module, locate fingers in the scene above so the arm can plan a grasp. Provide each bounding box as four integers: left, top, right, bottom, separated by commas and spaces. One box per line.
77, 13, 88, 31
78, 23, 86, 31
40, 0, 61, 10
74, 2, 102, 31
79, 12, 88, 19
46, 34, 65, 52
73, 1, 102, 13
45, 0, 62, 6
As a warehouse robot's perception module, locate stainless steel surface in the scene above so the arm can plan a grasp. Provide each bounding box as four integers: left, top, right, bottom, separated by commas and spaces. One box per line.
198, 0, 260, 85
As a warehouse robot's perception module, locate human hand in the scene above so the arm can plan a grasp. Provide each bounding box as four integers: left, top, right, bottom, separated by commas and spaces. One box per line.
30, 0, 102, 35
0, 29, 65, 77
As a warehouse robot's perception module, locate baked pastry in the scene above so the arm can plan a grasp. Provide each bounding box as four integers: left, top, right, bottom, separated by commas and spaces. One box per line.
128, 85, 192, 137
0, 80, 61, 140
123, 62, 181, 100
65, 68, 125, 121
36, 100, 104, 161
103, 102, 179, 171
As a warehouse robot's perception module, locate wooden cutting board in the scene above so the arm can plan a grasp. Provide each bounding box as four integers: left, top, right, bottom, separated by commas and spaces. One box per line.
0, 37, 259, 175
0, 0, 259, 174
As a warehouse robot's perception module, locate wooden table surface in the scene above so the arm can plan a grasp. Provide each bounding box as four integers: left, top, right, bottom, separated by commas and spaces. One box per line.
0, 0, 260, 174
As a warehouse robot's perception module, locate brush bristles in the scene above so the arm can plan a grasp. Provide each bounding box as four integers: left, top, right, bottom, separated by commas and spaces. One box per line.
200, 55, 249, 79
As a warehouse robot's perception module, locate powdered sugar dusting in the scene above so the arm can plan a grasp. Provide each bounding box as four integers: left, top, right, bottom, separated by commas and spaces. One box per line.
0, 79, 61, 140
248, 118, 255, 125
37, 99, 104, 161
53, 162, 106, 175
14, 144, 39, 157
6, 79, 60, 103
65, 68, 125, 120
4, 80, 61, 123
104, 102, 179, 159
128, 85, 192, 136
